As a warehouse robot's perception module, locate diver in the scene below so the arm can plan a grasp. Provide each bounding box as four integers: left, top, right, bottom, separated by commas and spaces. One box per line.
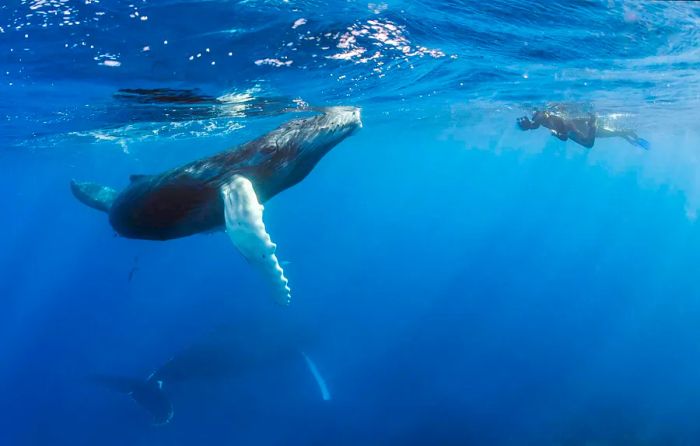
517, 109, 597, 148
517, 107, 649, 150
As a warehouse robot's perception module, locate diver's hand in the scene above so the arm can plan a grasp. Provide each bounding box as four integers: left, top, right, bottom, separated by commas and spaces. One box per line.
517, 116, 533, 130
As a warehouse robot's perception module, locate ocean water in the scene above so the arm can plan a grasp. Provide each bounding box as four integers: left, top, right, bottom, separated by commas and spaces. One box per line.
3, 1, 700, 445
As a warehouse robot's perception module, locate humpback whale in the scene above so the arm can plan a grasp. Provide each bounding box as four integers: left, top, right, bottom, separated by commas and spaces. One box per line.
90, 322, 331, 425
71, 106, 362, 304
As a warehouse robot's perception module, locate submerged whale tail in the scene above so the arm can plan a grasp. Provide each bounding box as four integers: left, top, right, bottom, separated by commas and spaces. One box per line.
70, 180, 118, 213
88, 374, 174, 425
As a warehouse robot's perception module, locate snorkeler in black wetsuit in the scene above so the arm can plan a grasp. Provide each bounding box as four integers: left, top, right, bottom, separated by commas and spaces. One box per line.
517, 107, 650, 150
517, 110, 597, 148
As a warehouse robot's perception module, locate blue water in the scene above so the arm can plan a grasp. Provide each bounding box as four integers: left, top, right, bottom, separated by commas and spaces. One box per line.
3, 1, 700, 444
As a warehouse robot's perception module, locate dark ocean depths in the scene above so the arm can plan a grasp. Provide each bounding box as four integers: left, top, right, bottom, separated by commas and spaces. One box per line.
3, 1, 700, 445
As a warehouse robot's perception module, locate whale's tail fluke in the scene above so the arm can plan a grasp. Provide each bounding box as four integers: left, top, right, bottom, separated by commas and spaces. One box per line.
88, 374, 174, 425
70, 180, 118, 213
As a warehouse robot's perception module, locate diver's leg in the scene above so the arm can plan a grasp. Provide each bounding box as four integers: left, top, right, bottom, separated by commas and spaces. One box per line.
566, 117, 596, 148
581, 115, 597, 148
595, 126, 617, 138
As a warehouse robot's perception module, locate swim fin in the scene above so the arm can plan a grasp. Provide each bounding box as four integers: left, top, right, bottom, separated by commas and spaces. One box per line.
622, 133, 650, 150
636, 137, 651, 150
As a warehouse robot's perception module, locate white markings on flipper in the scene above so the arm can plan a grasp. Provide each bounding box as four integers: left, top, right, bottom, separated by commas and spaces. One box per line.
221, 175, 291, 305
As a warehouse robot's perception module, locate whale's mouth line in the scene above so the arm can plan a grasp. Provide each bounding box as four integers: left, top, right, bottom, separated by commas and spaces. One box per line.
311, 107, 362, 138
355, 108, 363, 129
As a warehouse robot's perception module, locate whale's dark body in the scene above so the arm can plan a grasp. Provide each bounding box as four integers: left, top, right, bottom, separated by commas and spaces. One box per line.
71, 106, 362, 241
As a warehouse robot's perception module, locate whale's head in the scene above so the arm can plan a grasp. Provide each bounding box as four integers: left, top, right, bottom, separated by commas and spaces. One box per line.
277, 106, 362, 162
252, 106, 361, 198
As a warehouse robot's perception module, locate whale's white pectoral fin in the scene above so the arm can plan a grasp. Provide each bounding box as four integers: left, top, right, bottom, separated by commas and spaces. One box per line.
221, 175, 291, 305
301, 352, 331, 401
